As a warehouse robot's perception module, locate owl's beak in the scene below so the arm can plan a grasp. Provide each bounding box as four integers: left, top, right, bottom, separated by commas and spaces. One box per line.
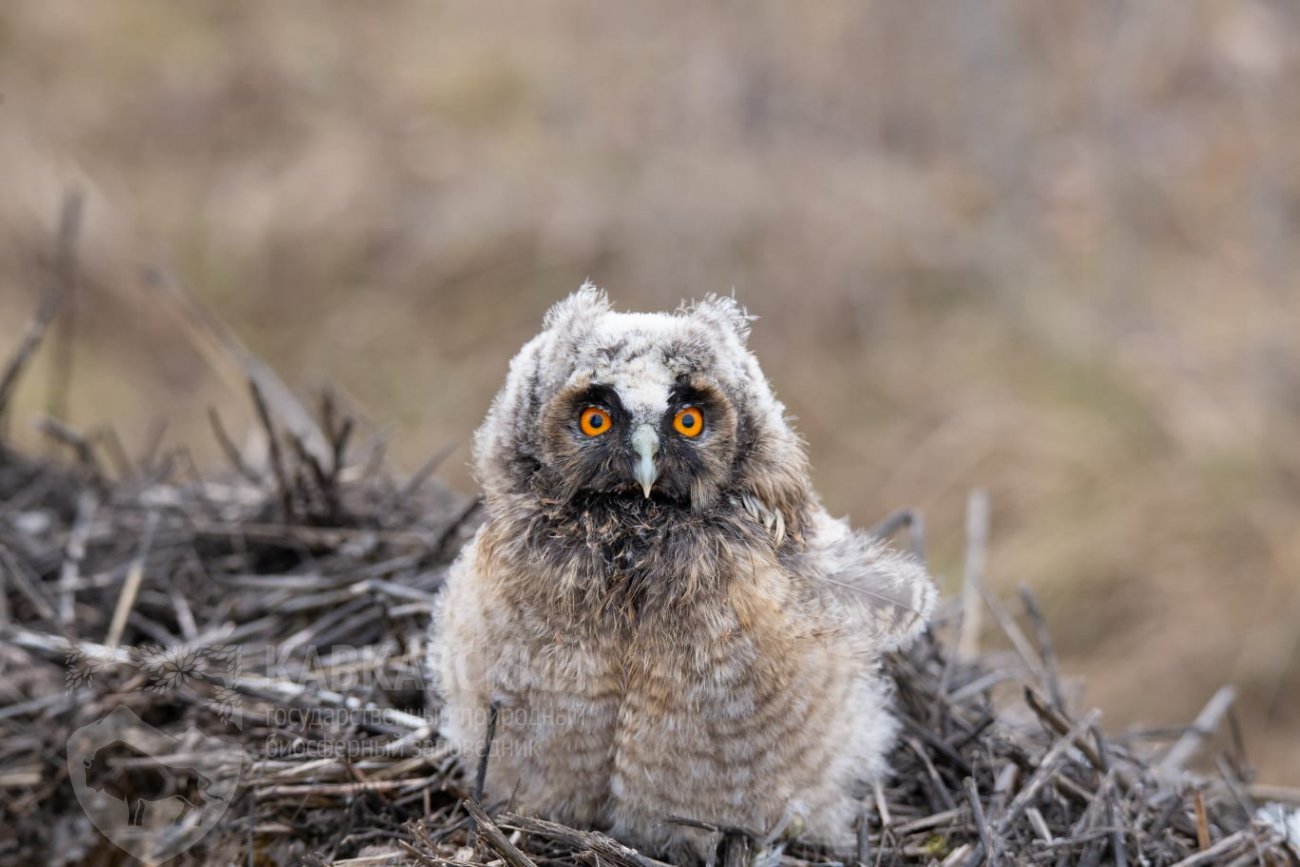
631, 424, 660, 498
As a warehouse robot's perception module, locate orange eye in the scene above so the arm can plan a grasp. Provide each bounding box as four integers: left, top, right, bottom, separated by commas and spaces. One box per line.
579, 406, 612, 436
673, 406, 704, 437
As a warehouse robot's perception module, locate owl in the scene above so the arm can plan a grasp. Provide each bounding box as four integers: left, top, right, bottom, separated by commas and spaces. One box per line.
428, 285, 936, 860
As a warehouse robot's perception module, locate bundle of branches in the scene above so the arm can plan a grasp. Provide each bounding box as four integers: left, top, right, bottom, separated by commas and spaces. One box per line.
0, 216, 1296, 864
1, 388, 1295, 867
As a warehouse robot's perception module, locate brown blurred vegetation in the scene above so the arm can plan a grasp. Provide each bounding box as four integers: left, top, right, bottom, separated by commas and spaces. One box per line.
1, 2, 1298, 781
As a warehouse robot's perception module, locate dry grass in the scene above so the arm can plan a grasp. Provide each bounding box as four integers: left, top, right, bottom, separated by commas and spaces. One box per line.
0, 0, 1298, 784
0, 356, 1293, 864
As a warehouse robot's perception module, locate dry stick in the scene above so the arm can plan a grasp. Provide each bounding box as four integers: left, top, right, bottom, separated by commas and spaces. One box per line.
497, 813, 675, 867
0, 559, 9, 625
1167, 829, 1251, 867
396, 839, 441, 867
46, 189, 85, 430
906, 736, 958, 812
1247, 783, 1300, 805
139, 266, 328, 462
1025, 807, 1053, 843
207, 408, 259, 483
974, 584, 1046, 685
1157, 686, 1237, 781
867, 507, 926, 563
0, 275, 67, 424
96, 426, 134, 480
57, 491, 96, 629
958, 489, 989, 663
1023, 687, 1109, 781
718, 830, 752, 867
248, 380, 297, 522
947, 503, 1050, 689
256, 779, 418, 800
0, 546, 69, 639
873, 778, 892, 830
2, 624, 428, 732
463, 699, 501, 852
997, 708, 1104, 836
1191, 789, 1211, 852
104, 511, 159, 649
942, 844, 974, 867
36, 416, 105, 484
1018, 585, 1065, 711
462, 799, 539, 867
434, 498, 483, 560
896, 809, 965, 836
856, 805, 871, 867
473, 701, 499, 804
389, 443, 457, 510
1091, 725, 1129, 867
964, 776, 999, 867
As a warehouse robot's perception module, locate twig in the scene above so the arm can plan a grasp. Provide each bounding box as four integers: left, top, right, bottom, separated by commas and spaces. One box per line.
1247, 783, 1300, 805
140, 266, 328, 461
1167, 830, 1250, 867
57, 492, 96, 628
0, 547, 69, 639
1023, 687, 1106, 776
1192, 789, 1211, 851
958, 489, 989, 662
36, 416, 105, 484
104, 511, 159, 648
1092, 725, 1129, 867
1018, 584, 1065, 711
0, 217, 74, 423
46, 189, 85, 428
497, 813, 674, 867
434, 498, 483, 561
463, 800, 540, 867
397, 839, 442, 867
867, 507, 925, 562
208, 408, 259, 483
249, 380, 297, 522
1158, 687, 1237, 780
964, 776, 998, 867
474, 701, 499, 804
997, 708, 1103, 836
256, 779, 419, 800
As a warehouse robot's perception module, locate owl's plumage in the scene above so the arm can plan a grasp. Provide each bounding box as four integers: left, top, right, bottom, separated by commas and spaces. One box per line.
429, 285, 936, 859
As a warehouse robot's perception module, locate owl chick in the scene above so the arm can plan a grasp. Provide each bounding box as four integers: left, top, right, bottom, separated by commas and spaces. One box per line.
429, 285, 936, 859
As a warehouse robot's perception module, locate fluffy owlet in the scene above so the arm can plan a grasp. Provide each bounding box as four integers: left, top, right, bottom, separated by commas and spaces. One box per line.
429, 285, 936, 859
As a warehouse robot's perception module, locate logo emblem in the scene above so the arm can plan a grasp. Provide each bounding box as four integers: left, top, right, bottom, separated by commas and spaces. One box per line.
67, 705, 244, 863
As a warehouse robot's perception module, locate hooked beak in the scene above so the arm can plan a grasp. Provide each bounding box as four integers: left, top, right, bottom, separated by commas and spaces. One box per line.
631, 424, 660, 498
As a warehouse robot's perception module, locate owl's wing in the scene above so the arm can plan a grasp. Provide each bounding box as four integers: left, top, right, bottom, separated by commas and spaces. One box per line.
795, 509, 938, 652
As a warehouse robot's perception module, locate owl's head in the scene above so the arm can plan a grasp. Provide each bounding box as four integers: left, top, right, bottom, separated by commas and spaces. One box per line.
474, 284, 811, 531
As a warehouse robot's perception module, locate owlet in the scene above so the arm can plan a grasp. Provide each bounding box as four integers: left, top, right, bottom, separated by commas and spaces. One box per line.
429, 285, 936, 859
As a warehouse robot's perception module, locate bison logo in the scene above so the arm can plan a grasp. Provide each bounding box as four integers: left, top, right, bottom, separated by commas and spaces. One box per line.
67, 705, 243, 863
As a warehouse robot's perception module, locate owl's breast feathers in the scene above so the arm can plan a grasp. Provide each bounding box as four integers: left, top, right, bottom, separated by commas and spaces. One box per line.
432, 488, 933, 857
481, 487, 809, 624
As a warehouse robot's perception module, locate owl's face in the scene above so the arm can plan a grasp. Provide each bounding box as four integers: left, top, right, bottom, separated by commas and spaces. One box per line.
536, 363, 739, 508
474, 285, 811, 530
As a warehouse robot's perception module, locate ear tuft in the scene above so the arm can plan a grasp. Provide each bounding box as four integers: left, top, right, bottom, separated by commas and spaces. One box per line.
543, 281, 611, 332
686, 293, 754, 344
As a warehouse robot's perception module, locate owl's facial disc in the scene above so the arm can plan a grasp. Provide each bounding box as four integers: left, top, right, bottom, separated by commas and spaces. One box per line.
538, 371, 738, 510
631, 424, 660, 498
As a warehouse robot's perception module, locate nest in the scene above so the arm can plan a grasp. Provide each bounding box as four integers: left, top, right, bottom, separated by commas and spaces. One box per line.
1, 273, 1297, 866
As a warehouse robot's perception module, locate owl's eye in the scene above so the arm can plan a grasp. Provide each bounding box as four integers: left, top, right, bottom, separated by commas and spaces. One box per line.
673, 406, 704, 438
579, 406, 612, 436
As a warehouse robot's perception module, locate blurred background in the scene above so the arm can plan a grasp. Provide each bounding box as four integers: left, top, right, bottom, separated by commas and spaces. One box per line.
0, 2, 1297, 782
